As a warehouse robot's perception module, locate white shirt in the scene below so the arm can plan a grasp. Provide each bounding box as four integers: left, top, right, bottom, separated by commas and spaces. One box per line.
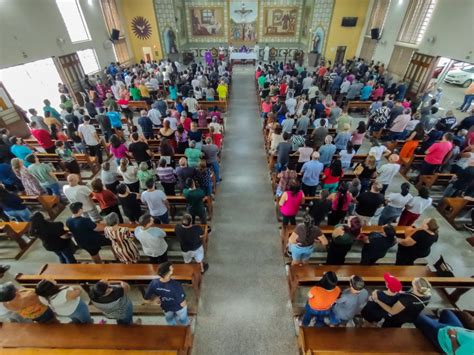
386, 192, 413, 209
141, 189, 168, 216
78, 124, 99, 146
298, 147, 313, 163
376, 163, 400, 184
286, 98, 297, 115
407, 196, 432, 214
369, 145, 388, 161
183, 97, 198, 113
209, 122, 223, 134
117, 165, 138, 184
63, 184, 95, 211
340, 80, 351, 94
39, 288, 79, 316
134, 226, 168, 257
148, 109, 162, 126
164, 116, 179, 130
405, 119, 420, 132
302, 77, 313, 90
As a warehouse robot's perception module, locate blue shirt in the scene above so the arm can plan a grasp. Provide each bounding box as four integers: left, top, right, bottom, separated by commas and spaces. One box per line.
0, 163, 20, 186
319, 144, 337, 166
301, 160, 324, 186
145, 279, 185, 312
106, 111, 122, 129
138, 116, 153, 135
360, 85, 372, 100
11, 145, 33, 166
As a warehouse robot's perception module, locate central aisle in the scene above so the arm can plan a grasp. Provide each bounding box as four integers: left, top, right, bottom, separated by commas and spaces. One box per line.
193, 66, 298, 354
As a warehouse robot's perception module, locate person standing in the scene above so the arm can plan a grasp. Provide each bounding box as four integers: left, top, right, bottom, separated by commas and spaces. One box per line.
375, 154, 400, 195
134, 214, 168, 263
396, 218, 439, 265
25, 154, 61, 197
29, 122, 55, 153
89, 280, 134, 325
141, 179, 170, 224
103, 212, 139, 264
175, 214, 209, 273
63, 174, 102, 222
144, 262, 189, 326
300, 151, 324, 197
78, 116, 103, 164
201, 137, 220, 185
183, 178, 207, 224
398, 187, 432, 226
378, 183, 413, 225
138, 110, 154, 140
355, 183, 385, 225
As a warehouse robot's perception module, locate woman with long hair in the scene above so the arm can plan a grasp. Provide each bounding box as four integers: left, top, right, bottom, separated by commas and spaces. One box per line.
351, 121, 366, 151
322, 159, 344, 193
279, 182, 305, 226
175, 125, 189, 154
355, 155, 377, 193
326, 216, 361, 265
30, 212, 77, 264
159, 138, 175, 166
35, 279, 92, 324
11, 158, 44, 196
327, 182, 353, 226
396, 218, 439, 265
109, 134, 129, 165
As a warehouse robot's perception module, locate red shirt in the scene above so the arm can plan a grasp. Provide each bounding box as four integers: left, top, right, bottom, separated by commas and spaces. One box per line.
92, 189, 118, 210
182, 117, 192, 131
279, 83, 287, 96
322, 167, 343, 185
31, 129, 54, 149
318, 66, 327, 77
262, 102, 272, 113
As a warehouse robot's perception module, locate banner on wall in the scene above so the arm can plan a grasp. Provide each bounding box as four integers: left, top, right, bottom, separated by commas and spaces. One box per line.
229, 0, 258, 44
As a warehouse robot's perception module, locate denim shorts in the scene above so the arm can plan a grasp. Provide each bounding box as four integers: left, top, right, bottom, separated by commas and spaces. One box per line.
182, 245, 204, 263
289, 244, 314, 262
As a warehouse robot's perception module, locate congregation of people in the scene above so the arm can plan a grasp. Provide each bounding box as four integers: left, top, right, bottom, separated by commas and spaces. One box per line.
258, 57, 474, 352
0, 56, 230, 326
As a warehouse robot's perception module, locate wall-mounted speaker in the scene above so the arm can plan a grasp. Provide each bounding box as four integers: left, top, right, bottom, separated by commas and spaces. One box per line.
111, 29, 120, 41
371, 28, 380, 40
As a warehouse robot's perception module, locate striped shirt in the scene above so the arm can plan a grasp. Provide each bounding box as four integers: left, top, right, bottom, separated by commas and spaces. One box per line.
104, 226, 139, 264
156, 166, 176, 184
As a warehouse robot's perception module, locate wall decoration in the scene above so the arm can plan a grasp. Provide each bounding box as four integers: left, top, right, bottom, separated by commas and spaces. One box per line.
311, 27, 324, 53
301, 5, 312, 39
263, 6, 298, 36
229, 0, 258, 43
131, 16, 152, 40
175, 5, 186, 39
189, 6, 224, 37
163, 27, 178, 54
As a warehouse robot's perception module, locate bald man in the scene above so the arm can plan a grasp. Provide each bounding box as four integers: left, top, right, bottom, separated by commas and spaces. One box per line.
62, 174, 102, 221
375, 154, 401, 195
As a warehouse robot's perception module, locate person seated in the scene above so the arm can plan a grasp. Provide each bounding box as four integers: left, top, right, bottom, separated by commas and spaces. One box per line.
330, 275, 368, 326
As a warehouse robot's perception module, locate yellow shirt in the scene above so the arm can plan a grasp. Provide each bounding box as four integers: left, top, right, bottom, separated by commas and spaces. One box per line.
139, 84, 150, 98
216, 84, 228, 100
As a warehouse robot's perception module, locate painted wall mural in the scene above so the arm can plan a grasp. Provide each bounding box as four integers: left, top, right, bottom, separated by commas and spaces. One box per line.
263, 7, 298, 36
229, 0, 258, 43
131, 16, 152, 40
189, 6, 225, 37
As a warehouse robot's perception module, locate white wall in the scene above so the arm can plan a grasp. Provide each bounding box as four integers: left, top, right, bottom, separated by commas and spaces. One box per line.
372, 0, 410, 65
417, 0, 474, 62
0, 0, 116, 70
372, 0, 474, 66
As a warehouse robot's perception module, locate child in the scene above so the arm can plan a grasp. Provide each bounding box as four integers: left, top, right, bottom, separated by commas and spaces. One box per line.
339, 141, 355, 171
91, 178, 124, 223
55, 141, 80, 174
116, 183, 142, 223
137, 162, 156, 191
101, 162, 119, 193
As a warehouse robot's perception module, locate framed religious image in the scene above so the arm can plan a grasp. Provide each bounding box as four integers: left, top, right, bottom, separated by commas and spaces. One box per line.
263, 6, 298, 36
189, 6, 225, 37
229, 0, 258, 44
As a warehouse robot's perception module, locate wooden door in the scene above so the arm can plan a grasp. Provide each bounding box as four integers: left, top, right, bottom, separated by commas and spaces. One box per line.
335, 46, 346, 65
402, 52, 437, 99
53, 53, 86, 106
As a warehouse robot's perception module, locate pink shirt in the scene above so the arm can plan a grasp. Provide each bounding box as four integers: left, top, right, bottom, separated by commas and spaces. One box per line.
262, 102, 272, 113
351, 132, 365, 145
110, 144, 128, 159
390, 114, 411, 133
425, 141, 452, 165
280, 190, 303, 216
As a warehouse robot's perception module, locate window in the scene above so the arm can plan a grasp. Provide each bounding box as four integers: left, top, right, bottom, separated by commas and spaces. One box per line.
100, 0, 130, 63
398, 0, 437, 45
56, 0, 91, 43
77, 49, 100, 74
365, 0, 391, 36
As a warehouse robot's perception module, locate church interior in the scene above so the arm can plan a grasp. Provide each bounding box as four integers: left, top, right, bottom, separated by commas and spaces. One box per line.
0, 0, 473, 354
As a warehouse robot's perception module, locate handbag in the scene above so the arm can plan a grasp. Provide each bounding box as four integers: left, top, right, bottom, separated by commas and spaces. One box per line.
433, 256, 455, 277
354, 163, 364, 176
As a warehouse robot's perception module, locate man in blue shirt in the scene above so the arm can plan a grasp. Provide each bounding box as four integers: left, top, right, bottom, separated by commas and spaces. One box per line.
137, 110, 154, 140
300, 151, 323, 197
145, 262, 189, 326
9, 137, 33, 167
106, 107, 122, 129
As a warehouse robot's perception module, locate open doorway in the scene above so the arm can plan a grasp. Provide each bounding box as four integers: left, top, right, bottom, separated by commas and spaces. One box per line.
142, 47, 153, 63
0, 58, 63, 115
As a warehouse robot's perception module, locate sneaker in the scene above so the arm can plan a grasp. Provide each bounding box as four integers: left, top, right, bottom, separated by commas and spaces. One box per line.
463, 224, 474, 233
201, 263, 209, 274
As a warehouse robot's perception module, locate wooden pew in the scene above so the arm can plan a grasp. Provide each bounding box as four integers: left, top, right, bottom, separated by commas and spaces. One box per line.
36, 153, 99, 178
416, 173, 455, 190
20, 195, 64, 220
16, 263, 202, 299
197, 100, 227, 112
287, 264, 474, 302
280, 224, 409, 255
0, 222, 35, 260
128, 100, 150, 111
0, 323, 192, 355
167, 195, 213, 221
437, 197, 474, 228
386, 140, 407, 152
399, 154, 425, 177
347, 100, 371, 114
298, 327, 439, 354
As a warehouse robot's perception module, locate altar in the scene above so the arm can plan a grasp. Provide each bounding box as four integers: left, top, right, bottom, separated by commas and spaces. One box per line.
229, 52, 257, 65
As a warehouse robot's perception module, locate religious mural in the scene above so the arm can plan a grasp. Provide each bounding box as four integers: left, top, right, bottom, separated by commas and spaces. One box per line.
189, 6, 225, 37
263, 6, 298, 36
229, 0, 257, 43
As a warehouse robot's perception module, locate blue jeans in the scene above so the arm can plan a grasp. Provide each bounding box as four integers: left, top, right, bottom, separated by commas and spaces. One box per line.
43, 182, 61, 196
378, 206, 402, 225
460, 94, 474, 111
289, 244, 313, 262
152, 211, 169, 224
117, 300, 134, 325
387, 131, 404, 141
68, 299, 93, 324
302, 303, 337, 327
164, 306, 189, 326
414, 310, 463, 352
54, 244, 77, 264
4, 208, 31, 222
210, 161, 220, 183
